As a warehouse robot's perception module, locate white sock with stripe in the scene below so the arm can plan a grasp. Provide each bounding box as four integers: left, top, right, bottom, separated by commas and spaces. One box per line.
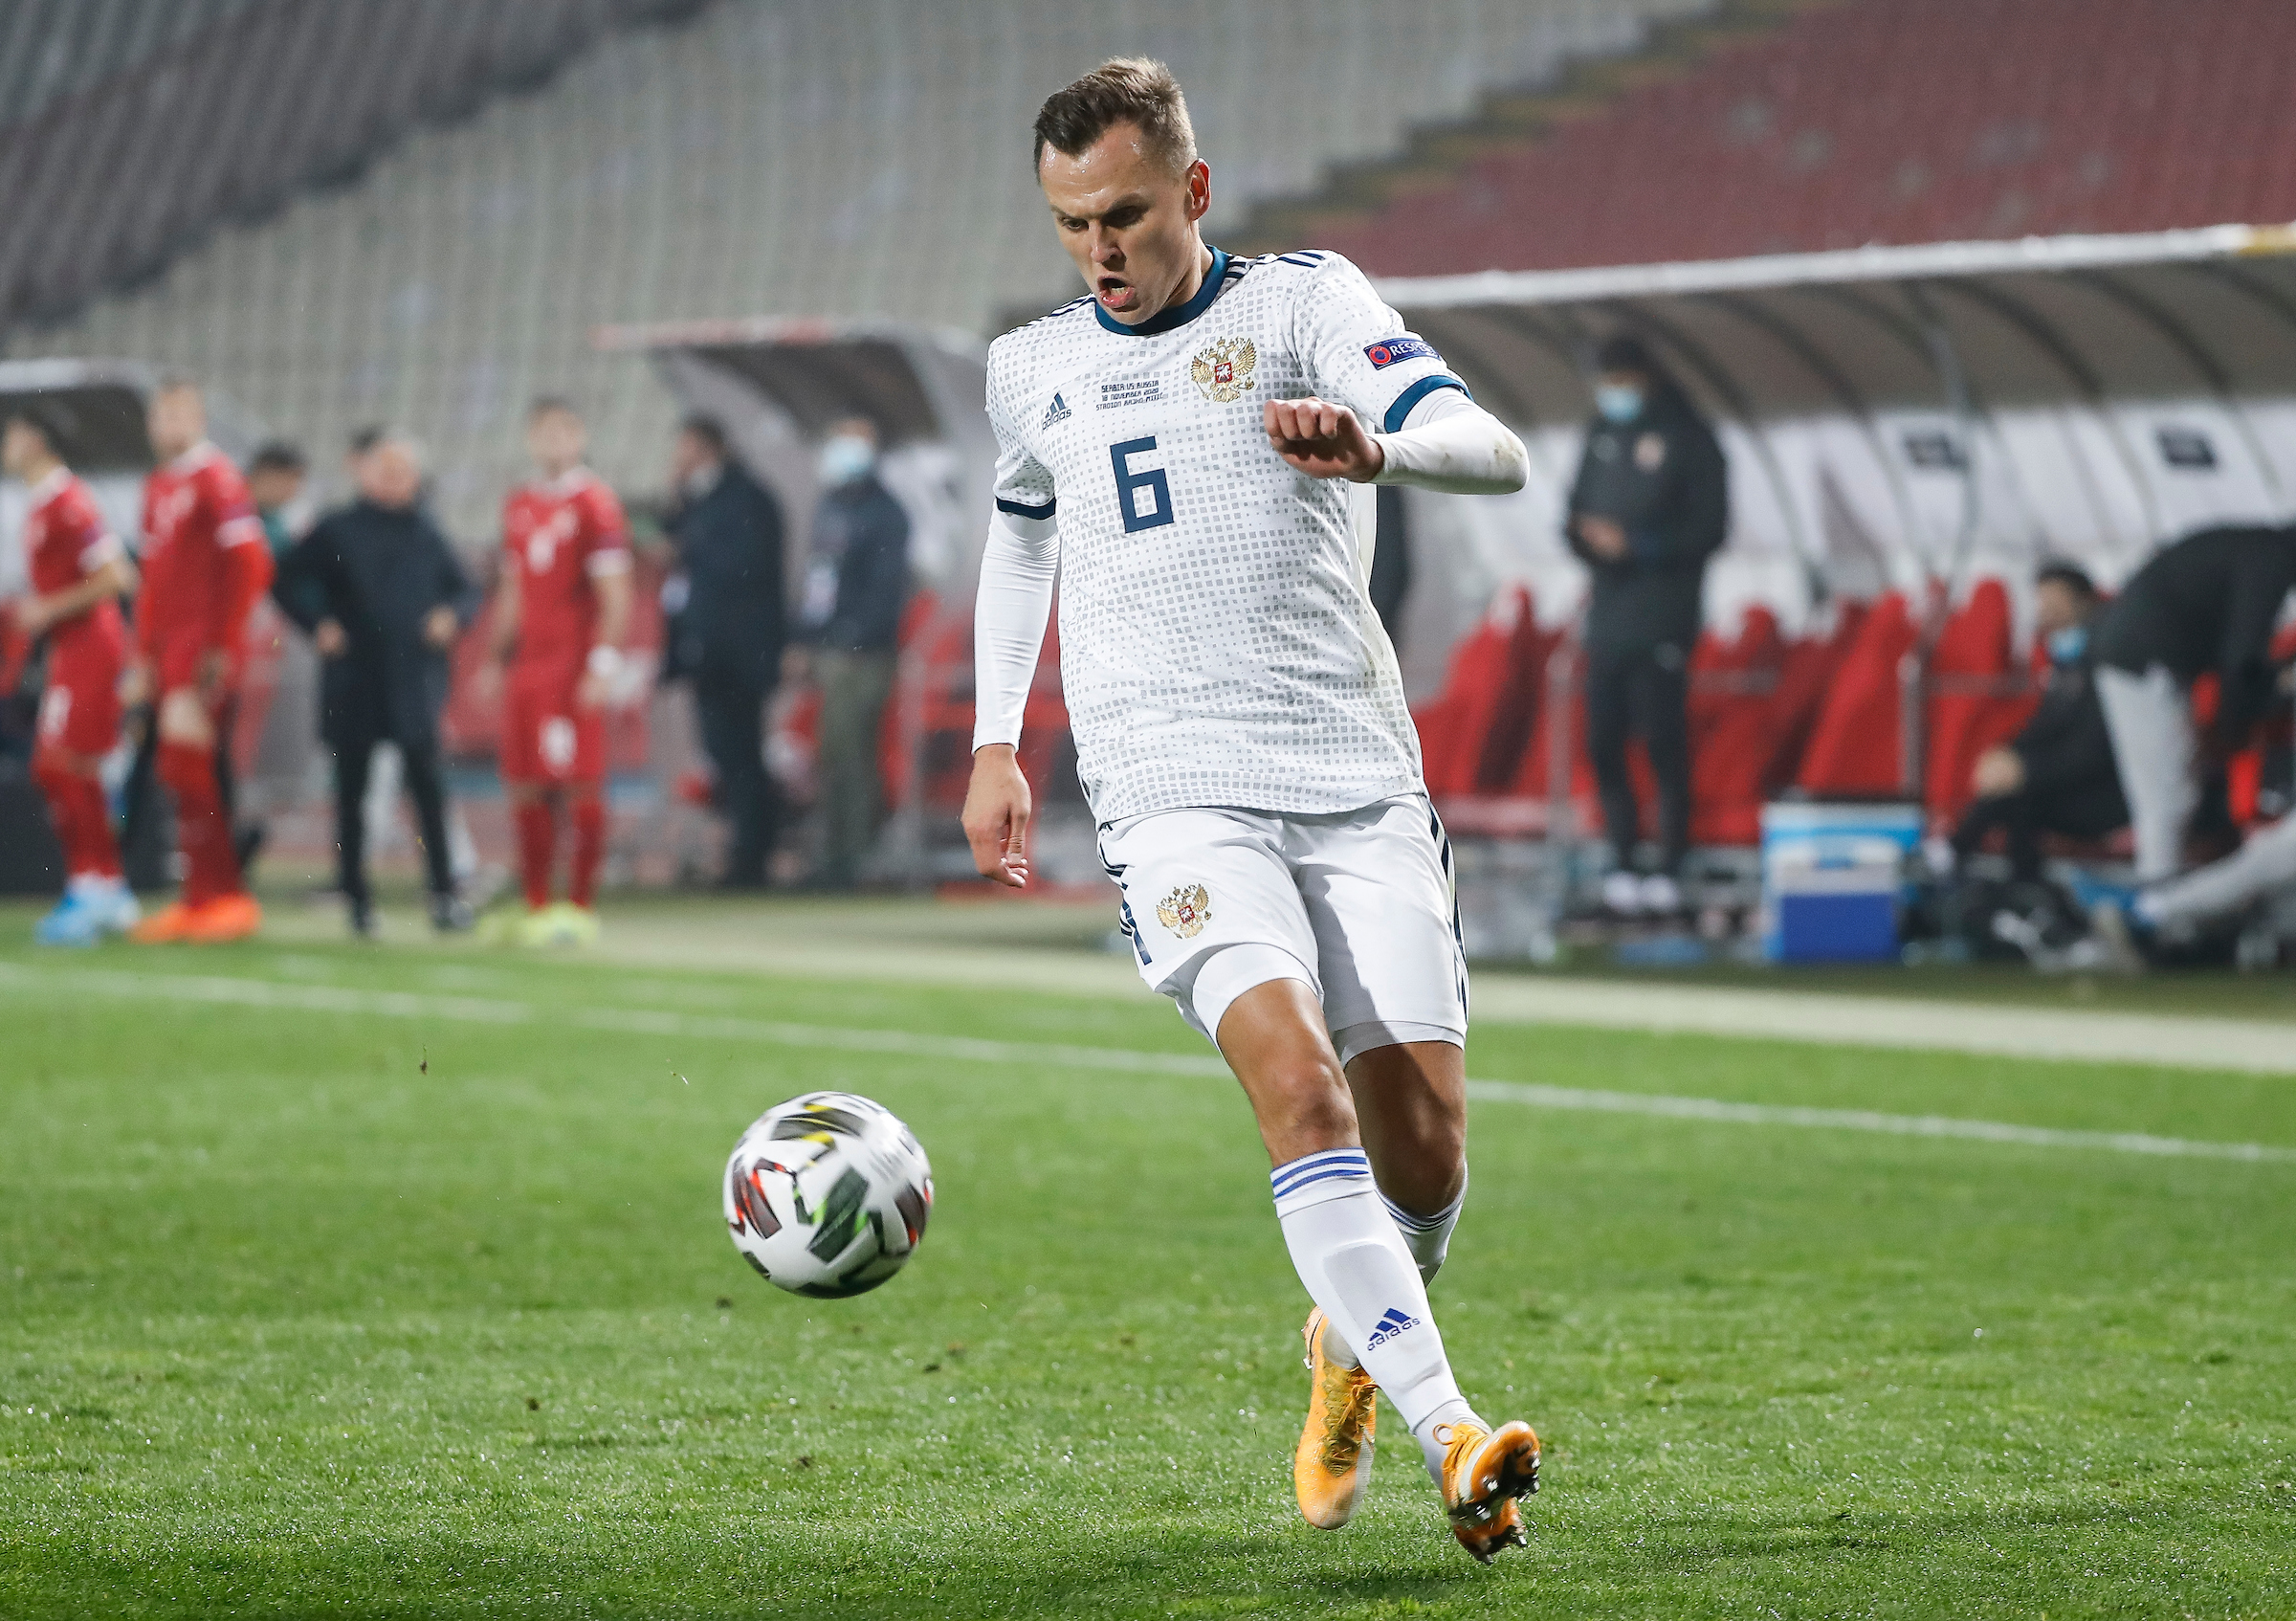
1271, 1147, 1483, 1486
1382, 1165, 1468, 1286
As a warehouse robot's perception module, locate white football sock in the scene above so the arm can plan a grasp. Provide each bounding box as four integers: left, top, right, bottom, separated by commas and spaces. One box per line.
1381, 1165, 1467, 1286
1272, 1148, 1482, 1484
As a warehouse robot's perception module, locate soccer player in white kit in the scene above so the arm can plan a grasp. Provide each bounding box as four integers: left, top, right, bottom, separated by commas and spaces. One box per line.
962, 60, 1541, 1560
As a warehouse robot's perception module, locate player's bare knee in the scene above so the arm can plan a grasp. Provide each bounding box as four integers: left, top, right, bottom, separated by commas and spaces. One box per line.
156, 693, 213, 749
1257, 1066, 1358, 1157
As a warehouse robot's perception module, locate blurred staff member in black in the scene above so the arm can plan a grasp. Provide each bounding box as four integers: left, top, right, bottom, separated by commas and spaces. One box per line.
787, 417, 910, 891
274, 433, 480, 936
1565, 334, 1728, 918
2090, 522, 2296, 882
1948, 563, 2126, 880
662, 415, 786, 889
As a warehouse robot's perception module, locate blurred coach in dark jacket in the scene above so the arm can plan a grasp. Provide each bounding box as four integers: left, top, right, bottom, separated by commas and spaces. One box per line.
275, 433, 480, 935
664, 415, 786, 888
1566, 334, 1728, 916
1949, 562, 2127, 880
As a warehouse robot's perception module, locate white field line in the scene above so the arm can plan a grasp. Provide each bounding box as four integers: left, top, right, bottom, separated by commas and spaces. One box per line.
1468, 976, 2296, 1076
1462, 1080, 2296, 1164
4, 962, 2291, 1166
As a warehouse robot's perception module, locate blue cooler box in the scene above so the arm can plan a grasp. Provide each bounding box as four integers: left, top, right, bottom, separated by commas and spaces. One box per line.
1760, 802, 1923, 964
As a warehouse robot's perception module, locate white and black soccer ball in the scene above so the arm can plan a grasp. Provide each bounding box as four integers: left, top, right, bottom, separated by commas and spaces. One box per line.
723, 1091, 933, 1299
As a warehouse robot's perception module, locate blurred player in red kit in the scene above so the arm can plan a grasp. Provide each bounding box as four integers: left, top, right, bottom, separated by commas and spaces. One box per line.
5, 402, 141, 945
124, 379, 274, 944
484, 398, 632, 945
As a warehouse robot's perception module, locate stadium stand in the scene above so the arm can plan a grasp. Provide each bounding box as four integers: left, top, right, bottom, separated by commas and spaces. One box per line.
0, 2, 712, 335
0, 0, 263, 131
1, 0, 1716, 541
1274, 0, 2296, 275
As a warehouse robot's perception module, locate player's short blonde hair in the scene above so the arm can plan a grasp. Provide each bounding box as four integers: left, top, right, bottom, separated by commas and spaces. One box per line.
1033, 57, 1197, 180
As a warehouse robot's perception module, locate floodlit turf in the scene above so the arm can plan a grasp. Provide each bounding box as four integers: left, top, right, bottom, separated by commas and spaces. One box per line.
2, 923, 2293, 1618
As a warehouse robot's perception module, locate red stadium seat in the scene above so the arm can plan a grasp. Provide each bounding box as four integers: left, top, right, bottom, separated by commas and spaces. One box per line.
1688, 607, 1786, 847
1797, 591, 1919, 800
1413, 584, 1551, 798
1921, 579, 2037, 827
1314, 0, 2296, 277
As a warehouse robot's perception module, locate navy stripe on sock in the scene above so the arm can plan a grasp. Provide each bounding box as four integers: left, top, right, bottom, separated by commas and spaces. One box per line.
1272, 1164, 1376, 1201
1381, 1198, 1447, 1232
1270, 1149, 1370, 1197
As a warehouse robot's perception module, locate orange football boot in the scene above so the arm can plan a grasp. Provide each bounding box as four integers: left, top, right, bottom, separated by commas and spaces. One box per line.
1438, 1417, 1540, 1563
182, 893, 262, 944
1293, 1307, 1378, 1528
128, 901, 197, 944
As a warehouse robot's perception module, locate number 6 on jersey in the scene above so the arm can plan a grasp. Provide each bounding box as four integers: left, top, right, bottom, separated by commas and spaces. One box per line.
1111, 436, 1175, 533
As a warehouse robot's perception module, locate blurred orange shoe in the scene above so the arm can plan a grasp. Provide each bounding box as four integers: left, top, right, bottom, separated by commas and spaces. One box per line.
128, 901, 197, 944
1440, 1417, 1540, 1564
1294, 1307, 1378, 1528
182, 893, 262, 944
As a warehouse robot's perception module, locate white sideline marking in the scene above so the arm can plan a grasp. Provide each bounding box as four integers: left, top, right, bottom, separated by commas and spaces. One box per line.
1462, 1080, 2296, 1164
1468, 976, 2296, 1077
4, 962, 2290, 1166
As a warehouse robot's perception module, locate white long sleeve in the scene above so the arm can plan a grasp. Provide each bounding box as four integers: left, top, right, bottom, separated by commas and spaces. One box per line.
1370, 388, 1528, 495
970, 508, 1060, 751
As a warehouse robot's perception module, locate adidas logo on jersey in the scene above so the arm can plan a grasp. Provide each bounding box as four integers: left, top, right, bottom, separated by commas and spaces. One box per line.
1364, 1307, 1419, 1350
1042, 391, 1071, 429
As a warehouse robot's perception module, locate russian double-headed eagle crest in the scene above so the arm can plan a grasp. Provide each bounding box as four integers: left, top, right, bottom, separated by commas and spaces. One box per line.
1157, 883, 1212, 940
1191, 336, 1257, 403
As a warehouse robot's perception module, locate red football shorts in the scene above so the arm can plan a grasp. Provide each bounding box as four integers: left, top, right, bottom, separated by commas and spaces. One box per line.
153, 633, 245, 703
500, 660, 605, 787
37, 629, 125, 758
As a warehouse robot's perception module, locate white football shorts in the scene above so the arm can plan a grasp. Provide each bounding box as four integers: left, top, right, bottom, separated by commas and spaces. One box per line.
1096, 792, 1468, 1065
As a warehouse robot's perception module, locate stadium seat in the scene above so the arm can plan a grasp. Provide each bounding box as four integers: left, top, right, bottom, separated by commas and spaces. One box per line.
1796, 590, 1920, 801
9, 0, 1714, 546
1920, 578, 2036, 827
1313, 0, 2296, 277
1413, 584, 1547, 800
1688, 606, 1786, 847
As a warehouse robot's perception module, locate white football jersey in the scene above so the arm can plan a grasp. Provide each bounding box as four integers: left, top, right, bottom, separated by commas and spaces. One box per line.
986, 248, 1469, 821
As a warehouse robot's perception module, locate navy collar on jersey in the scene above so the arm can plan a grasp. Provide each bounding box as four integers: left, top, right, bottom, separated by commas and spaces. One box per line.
1094, 246, 1230, 337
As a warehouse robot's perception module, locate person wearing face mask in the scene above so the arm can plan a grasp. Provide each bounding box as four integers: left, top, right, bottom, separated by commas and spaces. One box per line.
1564, 334, 1728, 919
1947, 562, 2127, 883
786, 416, 910, 889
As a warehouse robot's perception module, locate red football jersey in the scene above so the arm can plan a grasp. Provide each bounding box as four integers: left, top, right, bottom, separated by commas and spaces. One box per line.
138, 442, 266, 657
26, 468, 121, 597
501, 467, 630, 669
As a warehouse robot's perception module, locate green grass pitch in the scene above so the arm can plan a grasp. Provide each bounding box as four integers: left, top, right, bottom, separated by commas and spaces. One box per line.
2, 925, 2292, 1617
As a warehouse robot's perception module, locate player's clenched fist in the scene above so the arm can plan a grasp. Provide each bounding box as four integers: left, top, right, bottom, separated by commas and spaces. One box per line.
1265, 397, 1386, 483
961, 743, 1032, 889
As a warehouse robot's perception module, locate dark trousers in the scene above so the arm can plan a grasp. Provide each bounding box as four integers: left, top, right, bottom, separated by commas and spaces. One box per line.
816, 648, 896, 888
1586, 641, 1691, 876
1952, 784, 2126, 882
694, 672, 777, 886
332, 731, 453, 906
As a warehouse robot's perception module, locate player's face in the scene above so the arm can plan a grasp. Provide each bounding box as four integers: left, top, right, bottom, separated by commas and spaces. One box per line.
1, 419, 39, 479
1040, 123, 1210, 325
527, 409, 585, 473
147, 387, 205, 460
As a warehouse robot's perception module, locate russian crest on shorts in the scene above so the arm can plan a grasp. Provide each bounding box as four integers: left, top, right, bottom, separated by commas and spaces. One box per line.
1158, 882, 1213, 939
